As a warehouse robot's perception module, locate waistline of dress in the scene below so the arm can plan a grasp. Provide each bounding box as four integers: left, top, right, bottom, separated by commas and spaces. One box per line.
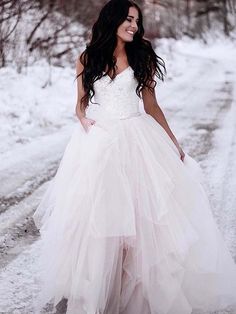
86, 104, 142, 120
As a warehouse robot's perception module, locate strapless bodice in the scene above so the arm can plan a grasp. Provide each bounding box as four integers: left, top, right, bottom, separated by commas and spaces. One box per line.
86, 66, 141, 120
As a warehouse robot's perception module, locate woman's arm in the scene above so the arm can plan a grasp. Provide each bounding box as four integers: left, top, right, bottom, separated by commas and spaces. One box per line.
75, 57, 86, 119
75, 56, 96, 132
142, 85, 185, 161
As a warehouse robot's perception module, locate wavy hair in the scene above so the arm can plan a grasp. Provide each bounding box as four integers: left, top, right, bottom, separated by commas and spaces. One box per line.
78, 0, 166, 110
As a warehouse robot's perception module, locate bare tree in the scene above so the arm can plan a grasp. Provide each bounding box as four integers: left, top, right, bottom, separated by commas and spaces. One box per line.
0, 0, 86, 69
1, 0, 235, 70
144, 0, 236, 38
0, 0, 21, 67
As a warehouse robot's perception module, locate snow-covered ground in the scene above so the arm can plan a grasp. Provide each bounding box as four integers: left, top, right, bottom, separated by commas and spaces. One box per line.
0, 36, 236, 313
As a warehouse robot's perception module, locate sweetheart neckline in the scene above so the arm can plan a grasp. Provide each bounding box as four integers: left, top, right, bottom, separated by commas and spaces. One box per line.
103, 65, 131, 80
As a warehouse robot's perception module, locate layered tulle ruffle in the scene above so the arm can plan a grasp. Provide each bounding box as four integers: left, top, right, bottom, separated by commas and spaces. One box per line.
34, 111, 236, 314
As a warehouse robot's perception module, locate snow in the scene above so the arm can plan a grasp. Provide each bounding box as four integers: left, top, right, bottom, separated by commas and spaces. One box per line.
0, 61, 77, 155
0, 60, 77, 220
0, 35, 236, 313
157, 36, 236, 254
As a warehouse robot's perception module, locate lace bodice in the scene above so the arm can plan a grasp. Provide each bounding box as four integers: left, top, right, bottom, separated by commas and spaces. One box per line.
86, 66, 141, 120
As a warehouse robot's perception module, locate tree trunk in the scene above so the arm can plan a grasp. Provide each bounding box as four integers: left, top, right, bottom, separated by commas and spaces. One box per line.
205, 0, 211, 29
186, 0, 191, 26
222, 0, 230, 36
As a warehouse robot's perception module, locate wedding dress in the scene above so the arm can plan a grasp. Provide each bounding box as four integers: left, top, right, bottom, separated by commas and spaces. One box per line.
33, 66, 236, 314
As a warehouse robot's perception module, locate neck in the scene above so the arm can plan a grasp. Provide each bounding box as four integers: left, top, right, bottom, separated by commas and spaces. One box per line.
114, 37, 126, 58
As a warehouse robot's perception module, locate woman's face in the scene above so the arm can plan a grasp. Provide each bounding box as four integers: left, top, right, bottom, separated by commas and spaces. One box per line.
117, 7, 139, 43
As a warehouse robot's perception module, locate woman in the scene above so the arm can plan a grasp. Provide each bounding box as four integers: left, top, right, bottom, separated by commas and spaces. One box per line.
34, 0, 236, 313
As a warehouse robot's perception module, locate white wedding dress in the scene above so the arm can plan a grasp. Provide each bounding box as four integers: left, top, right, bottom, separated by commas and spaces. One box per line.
33, 66, 236, 314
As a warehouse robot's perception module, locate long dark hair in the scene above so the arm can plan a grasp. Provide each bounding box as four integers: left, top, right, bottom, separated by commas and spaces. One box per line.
78, 0, 166, 110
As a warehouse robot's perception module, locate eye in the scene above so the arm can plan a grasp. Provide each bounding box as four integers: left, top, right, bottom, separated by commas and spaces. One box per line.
126, 17, 132, 22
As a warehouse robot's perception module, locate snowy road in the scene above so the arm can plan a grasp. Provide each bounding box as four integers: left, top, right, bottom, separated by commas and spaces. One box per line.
0, 39, 236, 314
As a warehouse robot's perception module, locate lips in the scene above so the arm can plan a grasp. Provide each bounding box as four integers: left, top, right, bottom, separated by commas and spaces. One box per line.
127, 30, 135, 35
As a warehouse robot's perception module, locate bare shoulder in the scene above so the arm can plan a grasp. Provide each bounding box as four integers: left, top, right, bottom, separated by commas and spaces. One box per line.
76, 51, 86, 75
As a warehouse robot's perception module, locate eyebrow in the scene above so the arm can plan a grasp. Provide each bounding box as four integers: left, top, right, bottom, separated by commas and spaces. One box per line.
127, 15, 139, 20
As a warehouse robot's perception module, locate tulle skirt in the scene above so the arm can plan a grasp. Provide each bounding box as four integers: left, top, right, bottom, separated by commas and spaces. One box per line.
33, 108, 236, 314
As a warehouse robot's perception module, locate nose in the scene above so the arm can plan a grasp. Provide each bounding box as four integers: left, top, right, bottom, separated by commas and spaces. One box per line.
131, 20, 138, 31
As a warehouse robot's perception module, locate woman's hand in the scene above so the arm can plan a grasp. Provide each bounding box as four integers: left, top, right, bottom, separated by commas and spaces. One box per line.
79, 116, 96, 133
175, 142, 185, 162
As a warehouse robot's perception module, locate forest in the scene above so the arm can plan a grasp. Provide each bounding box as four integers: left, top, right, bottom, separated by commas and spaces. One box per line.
0, 0, 236, 69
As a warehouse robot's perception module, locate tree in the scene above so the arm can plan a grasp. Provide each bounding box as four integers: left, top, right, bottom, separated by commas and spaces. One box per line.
0, 0, 21, 67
